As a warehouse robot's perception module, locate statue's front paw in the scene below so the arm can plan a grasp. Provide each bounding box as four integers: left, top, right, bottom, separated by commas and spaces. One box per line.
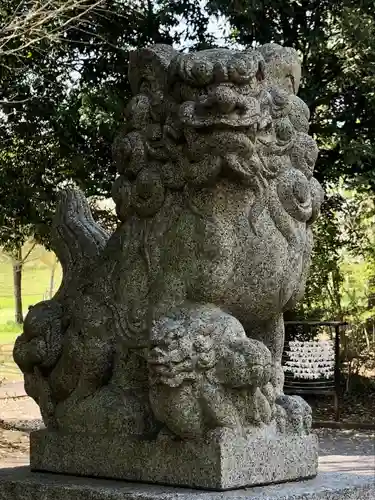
275, 394, 312, 435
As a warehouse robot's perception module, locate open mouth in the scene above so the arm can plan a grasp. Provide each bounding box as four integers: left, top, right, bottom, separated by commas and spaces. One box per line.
183, 126, 256, 156
179, 100, 275, 144
182, 119, 276, 154
179, 100, 266, 130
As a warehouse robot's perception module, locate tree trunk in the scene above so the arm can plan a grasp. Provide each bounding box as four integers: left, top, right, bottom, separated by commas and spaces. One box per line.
12, 247, 23, 324
367, 275, 375, 309
49, 257, 57, 299
345, 360, 352, 394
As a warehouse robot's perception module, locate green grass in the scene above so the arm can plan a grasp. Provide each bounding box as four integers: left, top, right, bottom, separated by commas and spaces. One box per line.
0, 294, 43, 325
0, 262, 62, 296
0, 341, 22, 381
0, 247, 62, 381
0, 253, 62, 345
0, 321, 22, 344
0, 326, 22, 381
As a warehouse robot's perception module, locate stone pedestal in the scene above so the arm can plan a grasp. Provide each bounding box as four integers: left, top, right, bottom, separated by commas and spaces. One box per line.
0, 467, 374, 500
29, 429, 318, 490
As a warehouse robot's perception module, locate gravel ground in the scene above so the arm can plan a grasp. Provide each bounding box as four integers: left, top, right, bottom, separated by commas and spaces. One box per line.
316, 428, 375, 475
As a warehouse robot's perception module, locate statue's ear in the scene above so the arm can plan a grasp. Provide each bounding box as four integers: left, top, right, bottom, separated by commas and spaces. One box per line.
257, 43, 301, 94
128, 44, 179, 95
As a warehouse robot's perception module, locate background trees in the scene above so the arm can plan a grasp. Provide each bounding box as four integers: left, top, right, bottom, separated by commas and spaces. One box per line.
1, 0, 110, 321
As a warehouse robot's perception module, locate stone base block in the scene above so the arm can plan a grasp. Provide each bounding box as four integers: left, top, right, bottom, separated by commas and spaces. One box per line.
1, 467, 374, 500
29, 429, 318, 490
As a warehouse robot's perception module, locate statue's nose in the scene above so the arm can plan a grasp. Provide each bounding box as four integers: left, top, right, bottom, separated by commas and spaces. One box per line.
198, 85, 242, 115
209, 86, 238, 114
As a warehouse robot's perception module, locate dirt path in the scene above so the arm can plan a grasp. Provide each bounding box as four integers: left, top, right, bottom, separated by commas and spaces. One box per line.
0, 393, 42, 432
0, 393, 41, 469
0, 429, 29, 469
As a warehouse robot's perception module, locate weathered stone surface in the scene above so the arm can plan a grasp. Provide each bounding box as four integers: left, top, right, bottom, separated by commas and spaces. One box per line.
1, 468, 374, 500
13, 42, 324, 488
30, 428, 318, 490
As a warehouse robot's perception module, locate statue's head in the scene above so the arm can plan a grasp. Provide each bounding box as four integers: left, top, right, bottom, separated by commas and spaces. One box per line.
112, 44, 324, 324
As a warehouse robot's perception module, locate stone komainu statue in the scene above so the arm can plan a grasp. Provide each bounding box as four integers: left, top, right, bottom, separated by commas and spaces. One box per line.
14, 44, 323, 447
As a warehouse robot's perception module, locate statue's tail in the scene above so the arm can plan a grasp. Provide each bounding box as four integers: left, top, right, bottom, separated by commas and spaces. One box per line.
52, 188, 109, 300
13, 189, 110, 419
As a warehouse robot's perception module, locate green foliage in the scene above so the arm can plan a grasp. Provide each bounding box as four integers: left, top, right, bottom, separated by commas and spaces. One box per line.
289, 186, 375, 379
0, 134, 67, 251
207, 0, 375, 190
295, 187, 375, 319
0, 0, 190, 251
302, 194, 345, 319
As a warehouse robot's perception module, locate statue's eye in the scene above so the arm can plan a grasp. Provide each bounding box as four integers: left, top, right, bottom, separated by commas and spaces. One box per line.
191, 61, 214, 86
172, 82, 197, 102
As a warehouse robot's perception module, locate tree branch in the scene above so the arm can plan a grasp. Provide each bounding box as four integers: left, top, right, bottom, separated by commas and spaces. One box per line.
0, 97, 34, 105
0, 0, 105, 58
21, 241, 37, 264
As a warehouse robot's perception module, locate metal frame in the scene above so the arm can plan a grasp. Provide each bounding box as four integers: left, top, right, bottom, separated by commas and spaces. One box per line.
283, 321, 347, 422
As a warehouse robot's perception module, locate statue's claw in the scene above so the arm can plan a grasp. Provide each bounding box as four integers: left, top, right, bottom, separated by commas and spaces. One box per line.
275, 394, 312, 434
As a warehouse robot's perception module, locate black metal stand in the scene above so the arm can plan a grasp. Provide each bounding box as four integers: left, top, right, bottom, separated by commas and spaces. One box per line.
283, 321, 347, 422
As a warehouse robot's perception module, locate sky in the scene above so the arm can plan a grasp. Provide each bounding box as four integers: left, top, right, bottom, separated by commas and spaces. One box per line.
171, 1, 233, 50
